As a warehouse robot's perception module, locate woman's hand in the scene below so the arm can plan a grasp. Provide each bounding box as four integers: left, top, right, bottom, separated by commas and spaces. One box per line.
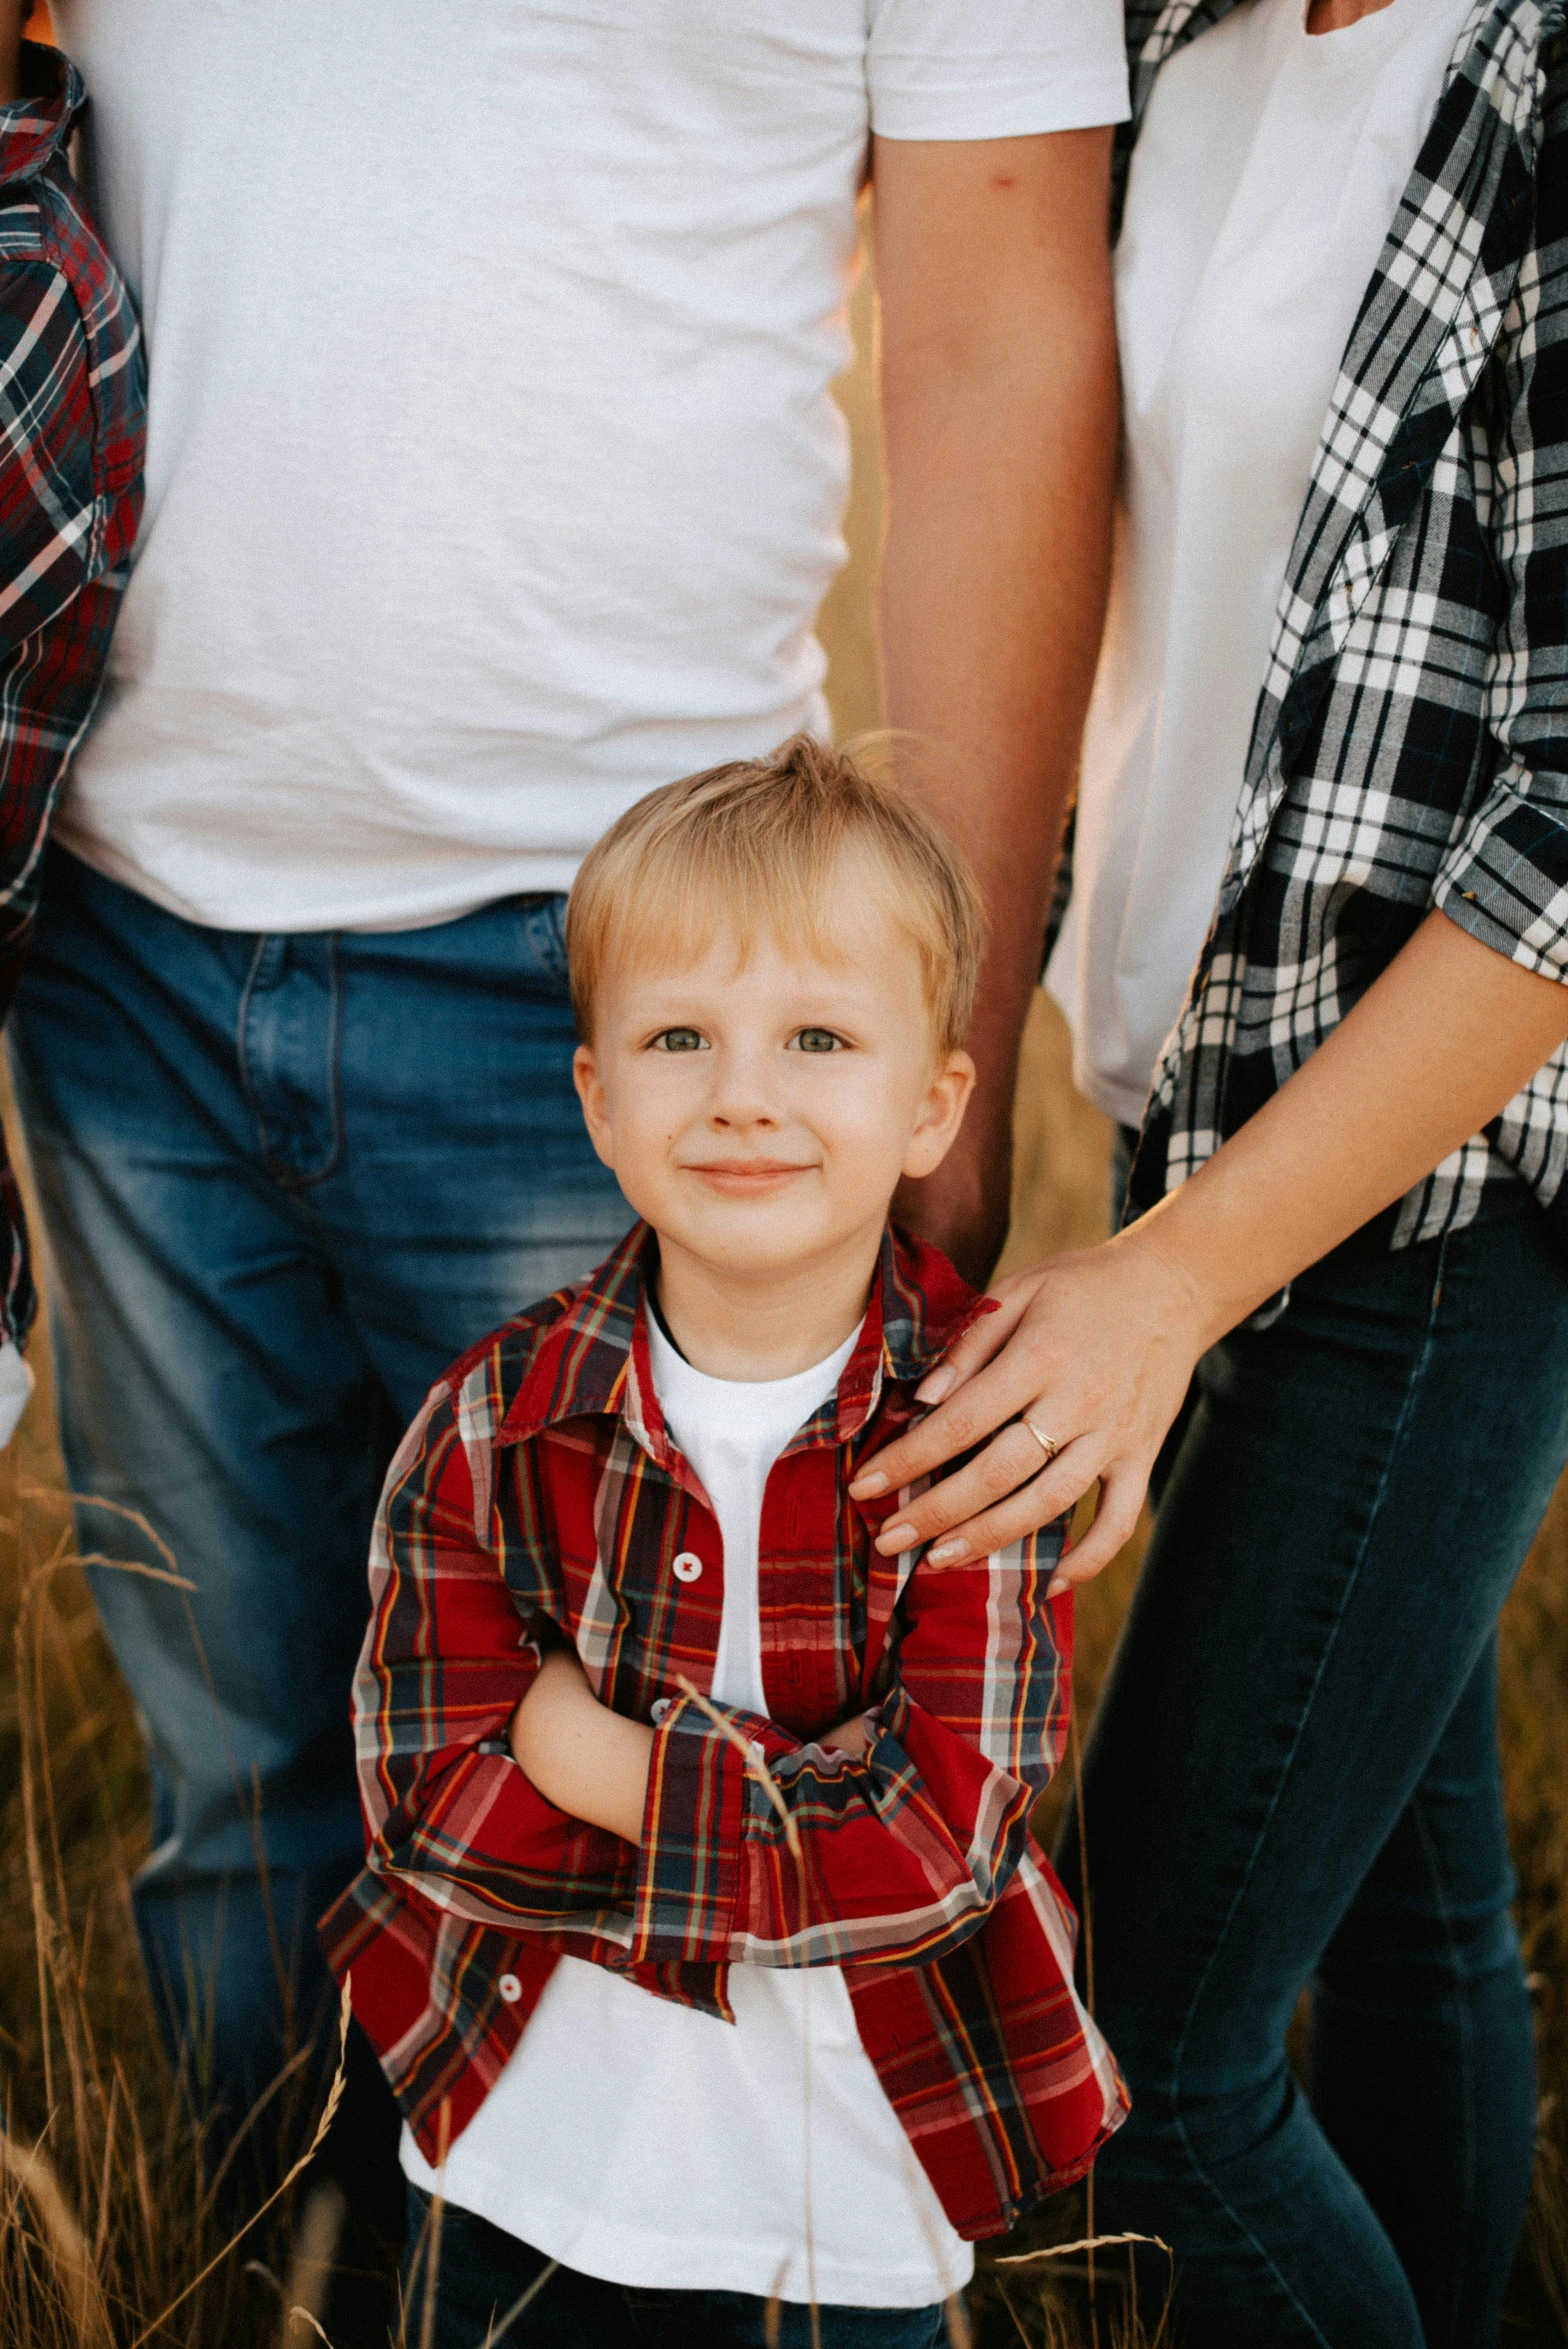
849, 1221, 1213, 1592
852, 913, 1568, 1591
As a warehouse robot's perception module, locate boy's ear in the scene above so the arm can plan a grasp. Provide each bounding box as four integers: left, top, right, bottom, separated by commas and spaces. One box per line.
901, 1048, 975, 1181
572, 1043, 617, 1170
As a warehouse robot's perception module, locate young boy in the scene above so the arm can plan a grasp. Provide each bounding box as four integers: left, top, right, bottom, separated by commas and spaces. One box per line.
0, 4, 144, 1426
322, 739, 1126, 2346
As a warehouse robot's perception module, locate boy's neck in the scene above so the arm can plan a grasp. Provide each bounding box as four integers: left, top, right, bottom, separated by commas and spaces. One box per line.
653, 1227, 882, 1382
0, 25, 20, 109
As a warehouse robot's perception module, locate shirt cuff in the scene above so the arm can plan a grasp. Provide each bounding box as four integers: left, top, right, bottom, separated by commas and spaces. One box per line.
1433, 770, 1568, 981
630, 1692, 767, 1965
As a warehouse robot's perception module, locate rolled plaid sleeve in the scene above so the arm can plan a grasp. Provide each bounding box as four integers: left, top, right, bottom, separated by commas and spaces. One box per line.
1434, 130, 1568, 979
630, 1516, 1071, 1971
355, 1359, 639, 1943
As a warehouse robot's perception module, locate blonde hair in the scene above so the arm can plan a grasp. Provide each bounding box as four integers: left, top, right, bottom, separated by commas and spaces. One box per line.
567, 735, 985, 1051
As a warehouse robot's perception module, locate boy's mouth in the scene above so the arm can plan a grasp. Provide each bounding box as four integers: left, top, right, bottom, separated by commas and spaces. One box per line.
683, 1158, 815, 1195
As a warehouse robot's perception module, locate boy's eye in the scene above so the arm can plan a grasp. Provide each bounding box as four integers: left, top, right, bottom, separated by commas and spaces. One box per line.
651, 1026, 707, 1053
791, 1027, 845, 1054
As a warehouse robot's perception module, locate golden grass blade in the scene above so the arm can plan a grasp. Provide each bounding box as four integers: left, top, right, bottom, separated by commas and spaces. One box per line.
673, 1674, 803, 1862
475, 2254, 562, 2347
288, 2311, 335, 2345
994, 2232, 1169, 2265
417, 2098, 452, 2349
994, 2273, 1036, 2349
126, 1977, 353, 2348
0, 2127, 115, 2349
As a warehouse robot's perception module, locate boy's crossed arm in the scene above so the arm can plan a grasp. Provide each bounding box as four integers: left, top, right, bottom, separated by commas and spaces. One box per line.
358, 1360, 1069, 1982
510, 1525, 1071, 1978
508, 1646, 870, 1842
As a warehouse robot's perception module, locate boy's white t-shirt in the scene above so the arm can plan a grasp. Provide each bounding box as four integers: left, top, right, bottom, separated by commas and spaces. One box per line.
48, 0, 1128, 935
402, 1309, 973, 2307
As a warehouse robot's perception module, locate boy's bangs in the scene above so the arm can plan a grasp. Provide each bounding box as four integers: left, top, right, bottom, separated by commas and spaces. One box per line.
567, 736, 985, 1048
597, 829, 865, 992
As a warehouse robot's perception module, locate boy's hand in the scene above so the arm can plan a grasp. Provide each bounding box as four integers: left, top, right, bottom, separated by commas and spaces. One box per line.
509, 1646, 654, 1845
817, 1709, 873, 1761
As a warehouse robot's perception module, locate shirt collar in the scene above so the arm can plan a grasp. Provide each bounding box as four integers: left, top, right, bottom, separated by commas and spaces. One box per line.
495, 1218, 993, 1457
0, 46, 83, 189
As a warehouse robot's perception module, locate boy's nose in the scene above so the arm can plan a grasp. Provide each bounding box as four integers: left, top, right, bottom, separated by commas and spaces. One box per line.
710, 1099, 779, 1129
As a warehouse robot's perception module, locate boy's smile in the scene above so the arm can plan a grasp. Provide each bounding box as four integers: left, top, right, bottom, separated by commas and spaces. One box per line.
573, 879, 974, 1378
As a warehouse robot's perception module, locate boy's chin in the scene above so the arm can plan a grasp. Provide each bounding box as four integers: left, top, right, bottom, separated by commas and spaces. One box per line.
658, 1201, 876, 1278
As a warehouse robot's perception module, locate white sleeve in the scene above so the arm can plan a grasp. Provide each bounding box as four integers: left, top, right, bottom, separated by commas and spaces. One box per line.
867, 0, 1130, 142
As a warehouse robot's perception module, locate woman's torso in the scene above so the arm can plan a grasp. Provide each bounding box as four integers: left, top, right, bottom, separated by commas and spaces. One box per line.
1048, 0, 1477, 1128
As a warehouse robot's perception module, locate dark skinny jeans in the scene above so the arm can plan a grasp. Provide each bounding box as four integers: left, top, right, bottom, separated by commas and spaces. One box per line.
1057, 1150, 1568, 2346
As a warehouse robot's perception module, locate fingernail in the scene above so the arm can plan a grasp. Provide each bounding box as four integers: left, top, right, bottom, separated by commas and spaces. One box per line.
928, 1538, 970, 1565
879, 1521, 917, 1552
850, 1469, 888, 1497
916, 1367, 955, 1405
1047, 1574, 1071, 1599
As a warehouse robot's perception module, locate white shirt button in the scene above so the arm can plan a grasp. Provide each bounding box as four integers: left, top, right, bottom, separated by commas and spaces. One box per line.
497, 1972, 523, 2004
672, 1551, 703, 1583
650, 1697, 673, 1723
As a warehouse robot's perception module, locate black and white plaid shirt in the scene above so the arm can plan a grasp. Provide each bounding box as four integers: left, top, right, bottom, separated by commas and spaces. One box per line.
1117, 0, 1568, 1249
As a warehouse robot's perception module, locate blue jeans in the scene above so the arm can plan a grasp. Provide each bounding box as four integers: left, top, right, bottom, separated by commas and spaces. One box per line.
1058, 1138, 1567, 2347
402, 2187, 950, 2348
9, 847, 631, 2201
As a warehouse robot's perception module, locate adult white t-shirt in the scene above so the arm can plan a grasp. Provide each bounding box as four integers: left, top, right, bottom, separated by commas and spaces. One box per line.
49, 0, 1128, 935
402, 1308, 973, 2307
1045, 0, 1473, 1129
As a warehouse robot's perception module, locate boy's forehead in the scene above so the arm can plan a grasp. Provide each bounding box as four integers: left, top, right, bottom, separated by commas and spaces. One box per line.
604, 894, 918, 999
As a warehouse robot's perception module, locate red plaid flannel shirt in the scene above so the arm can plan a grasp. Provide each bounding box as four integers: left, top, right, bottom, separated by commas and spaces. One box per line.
321, 1221, 1128, 2241
0, 41, 145, 1346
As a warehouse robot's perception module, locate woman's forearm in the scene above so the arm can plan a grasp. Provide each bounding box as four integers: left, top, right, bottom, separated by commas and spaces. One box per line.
1131, 908, 1568, 1344
851, 907, 1568, 1576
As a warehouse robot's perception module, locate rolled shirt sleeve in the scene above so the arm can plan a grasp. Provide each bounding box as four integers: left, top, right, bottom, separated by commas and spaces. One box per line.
1434, 138, 1568, 982
867, 0, 1129, 142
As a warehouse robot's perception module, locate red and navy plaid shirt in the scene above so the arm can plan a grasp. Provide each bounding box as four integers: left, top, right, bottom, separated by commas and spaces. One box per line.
321, 1221, 1127, 2242
0, 41, 144, 1346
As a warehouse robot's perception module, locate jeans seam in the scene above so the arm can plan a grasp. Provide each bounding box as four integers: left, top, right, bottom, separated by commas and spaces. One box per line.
1410, 1790, 1471, 2347
1164, 1234, 1451, 2336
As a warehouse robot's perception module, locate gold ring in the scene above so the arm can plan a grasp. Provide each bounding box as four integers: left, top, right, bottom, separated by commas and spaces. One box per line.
1022, 1418, 1060, 1465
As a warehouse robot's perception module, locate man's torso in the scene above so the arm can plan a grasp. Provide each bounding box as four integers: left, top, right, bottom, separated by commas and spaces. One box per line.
49, 0, 1122, 933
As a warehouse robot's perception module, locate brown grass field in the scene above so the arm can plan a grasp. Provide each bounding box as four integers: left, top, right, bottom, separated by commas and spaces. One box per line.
2, 243, 1567, 2347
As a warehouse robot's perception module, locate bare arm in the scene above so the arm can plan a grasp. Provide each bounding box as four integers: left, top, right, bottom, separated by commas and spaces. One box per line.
850, 910, 1568, 1579
873, 127, 1118, 1283
509, 1654, 870, 1845
510, 1650, 653, 1844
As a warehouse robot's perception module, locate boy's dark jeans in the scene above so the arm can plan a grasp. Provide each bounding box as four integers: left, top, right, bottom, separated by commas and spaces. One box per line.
1059, 1141, 1568, 2347
402, 2187, 950, 2347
